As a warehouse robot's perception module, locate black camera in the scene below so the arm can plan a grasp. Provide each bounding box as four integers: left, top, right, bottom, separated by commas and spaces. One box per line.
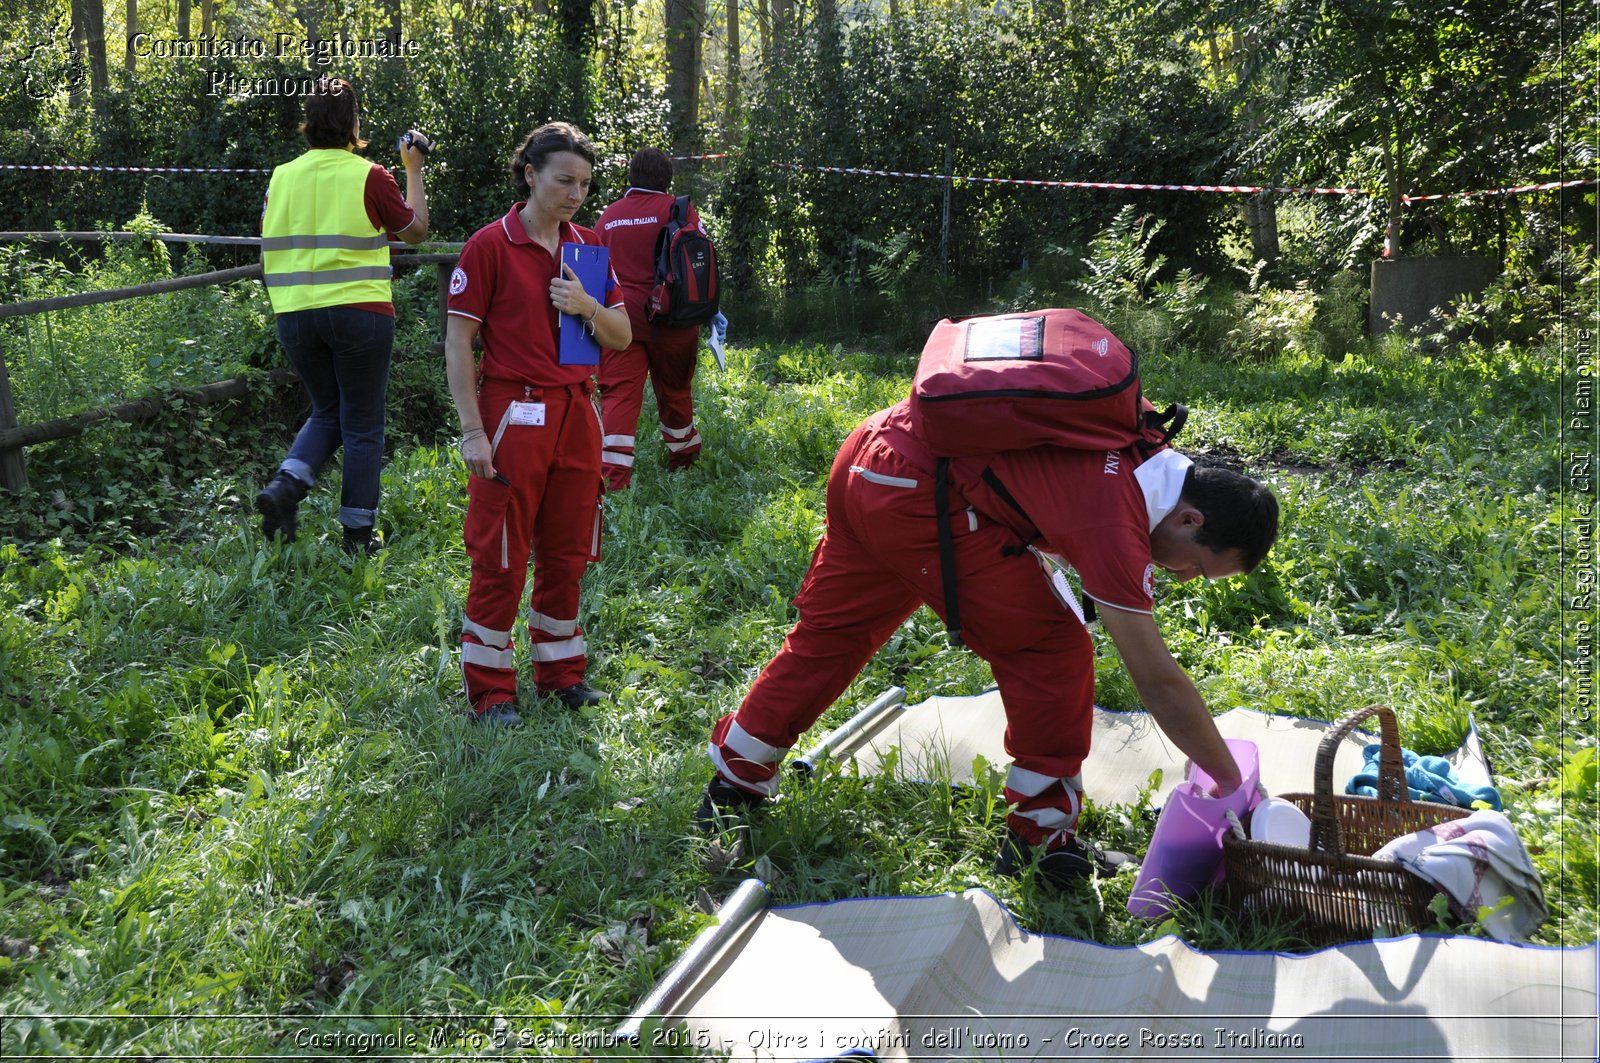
397, 131, 435, 156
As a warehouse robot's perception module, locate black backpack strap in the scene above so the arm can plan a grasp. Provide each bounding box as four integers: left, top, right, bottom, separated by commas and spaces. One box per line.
934, 457, 963, 647
979, 467, 1030, 522
672, 194, 691, 226
1137, 403, 1188, 454
982, 465, 1097, 625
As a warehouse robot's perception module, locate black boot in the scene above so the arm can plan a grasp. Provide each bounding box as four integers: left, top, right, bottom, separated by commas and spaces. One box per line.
995, 828, 1136, 890
341, 525, 382, 557
692, 775, 768, 833
256, 471, 308, 542
552, 681, 606, 708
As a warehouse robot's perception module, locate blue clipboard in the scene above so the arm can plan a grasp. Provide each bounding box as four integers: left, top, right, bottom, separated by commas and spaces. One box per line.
558, 243, 608, 366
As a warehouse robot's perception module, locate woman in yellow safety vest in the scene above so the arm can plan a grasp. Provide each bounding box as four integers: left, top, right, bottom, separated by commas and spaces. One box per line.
256, 76, 429, 555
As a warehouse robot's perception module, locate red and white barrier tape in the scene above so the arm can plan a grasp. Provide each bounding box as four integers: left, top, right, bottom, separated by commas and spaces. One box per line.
795, 162, 1596, 201
798, 162, 1371, 197
3, 160, 1591, 203
1401, 178, 1593, 203
1, 156, 730, 175
0, 163, 271, 175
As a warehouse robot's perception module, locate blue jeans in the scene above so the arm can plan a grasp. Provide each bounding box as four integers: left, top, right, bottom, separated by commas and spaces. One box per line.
275, 306, 394, 529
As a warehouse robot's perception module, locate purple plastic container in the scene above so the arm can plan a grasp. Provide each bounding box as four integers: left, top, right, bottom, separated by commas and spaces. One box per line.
1126, 738, 1261, 919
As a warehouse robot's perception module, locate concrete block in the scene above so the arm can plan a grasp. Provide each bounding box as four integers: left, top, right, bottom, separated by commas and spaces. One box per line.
1369, 255, 1498, 335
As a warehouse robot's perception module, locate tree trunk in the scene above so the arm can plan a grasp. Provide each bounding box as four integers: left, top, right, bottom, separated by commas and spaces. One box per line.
940, 144, 952, 274
202, 0, 214, 37
177, 0, 190, 39
724, 0, 741, 147
1244, 192, 1281, 264
297, 2, 320, 59
124, 0, 137, 73
1382, 126, 1403, 259
770, 0, 791, 61
563, 0, 595, 55
379, 0, 402, 74
81, 0, 109, 94
1232, 29, 1280, 264
664, 0, 704, 155
68, 0, 89, 110
814, 0, 839, 75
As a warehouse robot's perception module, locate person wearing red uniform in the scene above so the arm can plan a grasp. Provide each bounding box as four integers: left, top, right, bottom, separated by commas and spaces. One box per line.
595, 148, 707, 490
696, 399, 1279, 888
445, 122, 630, 726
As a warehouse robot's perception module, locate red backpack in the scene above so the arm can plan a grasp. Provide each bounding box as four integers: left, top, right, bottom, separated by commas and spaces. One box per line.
646, 196, 721, 327
908, 308, 1183, 455
907, 308, 1186, 646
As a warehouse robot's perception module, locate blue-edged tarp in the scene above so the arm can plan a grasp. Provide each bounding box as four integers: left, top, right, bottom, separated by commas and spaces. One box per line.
625, 881, 1596, 1063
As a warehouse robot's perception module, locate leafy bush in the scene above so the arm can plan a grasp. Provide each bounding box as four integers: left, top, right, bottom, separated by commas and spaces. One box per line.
0, 212, 274, 423
1224, 264, 1320, 361
721, 8, 1233, 313
1426, 243, 1598, 352
1075, 206, 1167, 310
1310, 269, 1370, 361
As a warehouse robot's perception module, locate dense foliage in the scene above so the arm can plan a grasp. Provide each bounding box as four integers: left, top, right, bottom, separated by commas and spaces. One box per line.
1, 0, 1591, 329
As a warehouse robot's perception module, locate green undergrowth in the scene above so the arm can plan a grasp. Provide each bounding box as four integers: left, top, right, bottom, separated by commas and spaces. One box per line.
0, 333, 1593, 1058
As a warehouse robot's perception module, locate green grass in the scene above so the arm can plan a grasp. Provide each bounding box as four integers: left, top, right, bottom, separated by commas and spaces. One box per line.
0, 329, 1594, 1058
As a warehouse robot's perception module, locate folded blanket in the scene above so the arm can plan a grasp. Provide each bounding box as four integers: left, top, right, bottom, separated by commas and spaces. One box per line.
1346, 744, 1502, 810
1373, 809, 1548, 942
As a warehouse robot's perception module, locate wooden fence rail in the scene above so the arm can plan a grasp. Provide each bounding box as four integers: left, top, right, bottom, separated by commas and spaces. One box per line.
0, 264, 264, 320
0, 369, 298, 451
0, 232, 460, 493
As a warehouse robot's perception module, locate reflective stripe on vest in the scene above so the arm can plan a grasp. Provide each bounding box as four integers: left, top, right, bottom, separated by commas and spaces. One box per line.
261, 149, 391, 313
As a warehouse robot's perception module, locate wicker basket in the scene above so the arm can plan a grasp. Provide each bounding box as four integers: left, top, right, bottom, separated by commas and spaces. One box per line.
1221, 704, 1471, 946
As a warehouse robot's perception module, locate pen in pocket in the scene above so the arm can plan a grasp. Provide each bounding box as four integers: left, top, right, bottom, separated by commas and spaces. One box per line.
493, 473, 512, 486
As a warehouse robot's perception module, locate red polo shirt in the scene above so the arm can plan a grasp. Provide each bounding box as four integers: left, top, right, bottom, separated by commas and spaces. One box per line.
447, 204, 622, 387
874, 401, 1159, 613
596, 188, 703, 337
961, 443, 1157, 614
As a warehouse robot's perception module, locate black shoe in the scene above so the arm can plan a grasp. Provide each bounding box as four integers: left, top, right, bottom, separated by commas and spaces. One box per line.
256, 471, 308, 542
472, 701, 524, 728
341, 525, 382, 557
692, 775, 768, 833
551, 681, 606, 709
995, 829, 1135, 889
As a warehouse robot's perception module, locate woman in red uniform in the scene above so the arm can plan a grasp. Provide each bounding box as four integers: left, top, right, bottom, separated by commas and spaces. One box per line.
445, 122, 630, 726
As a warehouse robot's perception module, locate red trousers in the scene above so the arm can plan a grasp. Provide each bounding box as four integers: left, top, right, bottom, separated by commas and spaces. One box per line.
708, 412, 1096, 848
598, 326, 701, 491
460, 380, 602, 712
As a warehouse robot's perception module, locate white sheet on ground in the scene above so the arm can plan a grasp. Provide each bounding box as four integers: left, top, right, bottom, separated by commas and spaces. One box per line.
847, 691, 1492, 807
679, 888, 1596, 1063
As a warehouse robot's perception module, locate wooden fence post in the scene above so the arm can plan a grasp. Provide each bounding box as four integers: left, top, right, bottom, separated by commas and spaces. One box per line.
941, 143, 952, 275
0, 340, 26, 492
437, 262, 451, 344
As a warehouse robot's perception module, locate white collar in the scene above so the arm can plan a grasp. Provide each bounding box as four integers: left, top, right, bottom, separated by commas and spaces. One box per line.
1134, 449, 1193, 532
